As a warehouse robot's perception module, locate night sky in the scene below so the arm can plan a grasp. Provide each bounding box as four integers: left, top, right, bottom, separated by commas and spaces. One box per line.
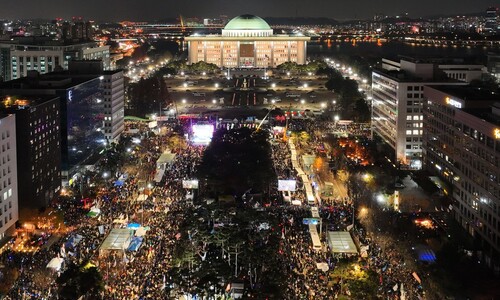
1, 0, 498, 21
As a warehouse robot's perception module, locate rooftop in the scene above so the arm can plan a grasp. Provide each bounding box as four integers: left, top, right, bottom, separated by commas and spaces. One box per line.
373, 68, 460, 83
223, 14, 271, 31
0, 72, 100, 91
0, 95, 59, 111
430, 85, 500, 102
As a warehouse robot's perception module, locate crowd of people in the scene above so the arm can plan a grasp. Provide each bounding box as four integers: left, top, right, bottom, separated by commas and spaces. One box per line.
0, 118, 429, 300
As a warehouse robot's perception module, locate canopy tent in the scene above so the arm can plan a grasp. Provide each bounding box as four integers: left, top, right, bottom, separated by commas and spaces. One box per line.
135, 226, 150, 237
127, 223, 141, 229
156, 151, 176, 169
414, 245, 436, 263
327, 231, 358, 254
118, 173, 129, 181
127, 236, 144, 252
87, 206, 101, 218
99, 228, 134, 256
65, 234, 83, 249
46, 257, 64, 271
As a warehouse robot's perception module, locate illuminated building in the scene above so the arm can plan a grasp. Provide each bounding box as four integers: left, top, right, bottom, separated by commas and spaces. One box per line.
485, 7, 499, 34
186, 14, 309, 68
68, 61, 125, 142
372, 58, 468, 169
423, 85, 500, 268
0, 95, 61, 209
0, 114, 18, 242
0, 71, 105, 183
0, 40, 110, 81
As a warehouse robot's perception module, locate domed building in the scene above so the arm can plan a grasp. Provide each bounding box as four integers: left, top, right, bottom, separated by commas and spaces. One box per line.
186, 14, 309, 68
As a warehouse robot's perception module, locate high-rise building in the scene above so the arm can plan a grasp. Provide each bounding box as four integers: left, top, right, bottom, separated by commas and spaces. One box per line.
0, 40, 110, 81
0, 114, 18, 243
68, 60, 125, 142
0, 72, 105, 183
485, 7, 499, 34
423, 85, 500, 268
372, 57, 469, 168
186, 14, 310, 68
487, 52, 500, 81
0, 95, 61, 209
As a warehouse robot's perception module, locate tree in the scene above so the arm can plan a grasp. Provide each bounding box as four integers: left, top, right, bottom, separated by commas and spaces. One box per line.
198, 127, 276, 195
127, 75, 171, 117
354, 99, 370, 122
56, 262, 103, 300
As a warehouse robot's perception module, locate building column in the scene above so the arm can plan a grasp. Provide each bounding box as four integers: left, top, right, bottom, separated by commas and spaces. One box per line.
237, 41, 240, 67
220, 41, 224, 68
270, 41, 274, 67
254, 41, 257, 67
287, 41, 291, 62
304, 41, 307, 64
203, 42, 207, 62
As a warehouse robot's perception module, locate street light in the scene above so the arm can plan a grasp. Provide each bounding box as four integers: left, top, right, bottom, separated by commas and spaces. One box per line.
332, 100, 336, 105
180, 71, 185, 76
212, 99, 217, 104
320, 102, 326, 108
300, 99, 305, 104
214, 83, 219, 88
183, 82, 188, 88
202, 72, 206, 76
303, 83, 308, 88
182, 99, 187, 104
271, 83, 276, 88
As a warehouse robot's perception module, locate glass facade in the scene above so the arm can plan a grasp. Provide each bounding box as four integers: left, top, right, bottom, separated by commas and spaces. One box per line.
57, 78, 104, 170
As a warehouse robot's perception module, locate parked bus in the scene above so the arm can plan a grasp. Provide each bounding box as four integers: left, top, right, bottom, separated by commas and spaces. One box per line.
311, 206, 320, 219
309, 224, 322, 251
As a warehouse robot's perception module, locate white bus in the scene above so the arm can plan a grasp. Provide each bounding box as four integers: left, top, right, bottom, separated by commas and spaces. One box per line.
309, 224, 322, 251
305, 184, 315, 205
311, 206, 320, 219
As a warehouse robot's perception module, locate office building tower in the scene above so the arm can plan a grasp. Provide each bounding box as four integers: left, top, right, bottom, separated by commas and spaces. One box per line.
0, 95, 61, 209
0, 114, 18, 243
372, 57, 470, 168
423, 85, 500, 268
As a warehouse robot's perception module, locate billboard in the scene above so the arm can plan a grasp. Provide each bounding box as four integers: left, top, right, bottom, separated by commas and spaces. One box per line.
278, 180, 296, 192
182, 180, 199, 189
192, 124, 214, 145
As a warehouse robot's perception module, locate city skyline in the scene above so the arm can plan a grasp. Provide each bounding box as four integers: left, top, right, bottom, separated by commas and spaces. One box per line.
1, 0, 498, 21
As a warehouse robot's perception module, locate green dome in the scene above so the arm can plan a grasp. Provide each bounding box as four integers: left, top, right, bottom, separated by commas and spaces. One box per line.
224, 14, 271, 30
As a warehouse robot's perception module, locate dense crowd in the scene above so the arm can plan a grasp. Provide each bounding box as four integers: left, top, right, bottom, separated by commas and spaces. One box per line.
1, 118, 428, 300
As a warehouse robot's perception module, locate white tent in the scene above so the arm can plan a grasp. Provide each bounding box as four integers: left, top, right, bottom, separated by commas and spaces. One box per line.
135, 226, 150, 237
99, 228, 134, 256
327, 231, 358, 254
46, 257, 64, 271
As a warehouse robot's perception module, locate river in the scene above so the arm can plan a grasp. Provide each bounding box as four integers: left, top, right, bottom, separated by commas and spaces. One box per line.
308, 40, 498, 63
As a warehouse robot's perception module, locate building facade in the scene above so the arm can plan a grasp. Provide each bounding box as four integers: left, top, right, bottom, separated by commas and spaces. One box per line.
0, 114, 18, 242
68, 61, 125, 142
0, 73, 105, 182
372, 58, 469, 168
423, 85, 500, 268
0, 41, 110, 81
0, 95, 61, 209
186, 15, 310, 68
